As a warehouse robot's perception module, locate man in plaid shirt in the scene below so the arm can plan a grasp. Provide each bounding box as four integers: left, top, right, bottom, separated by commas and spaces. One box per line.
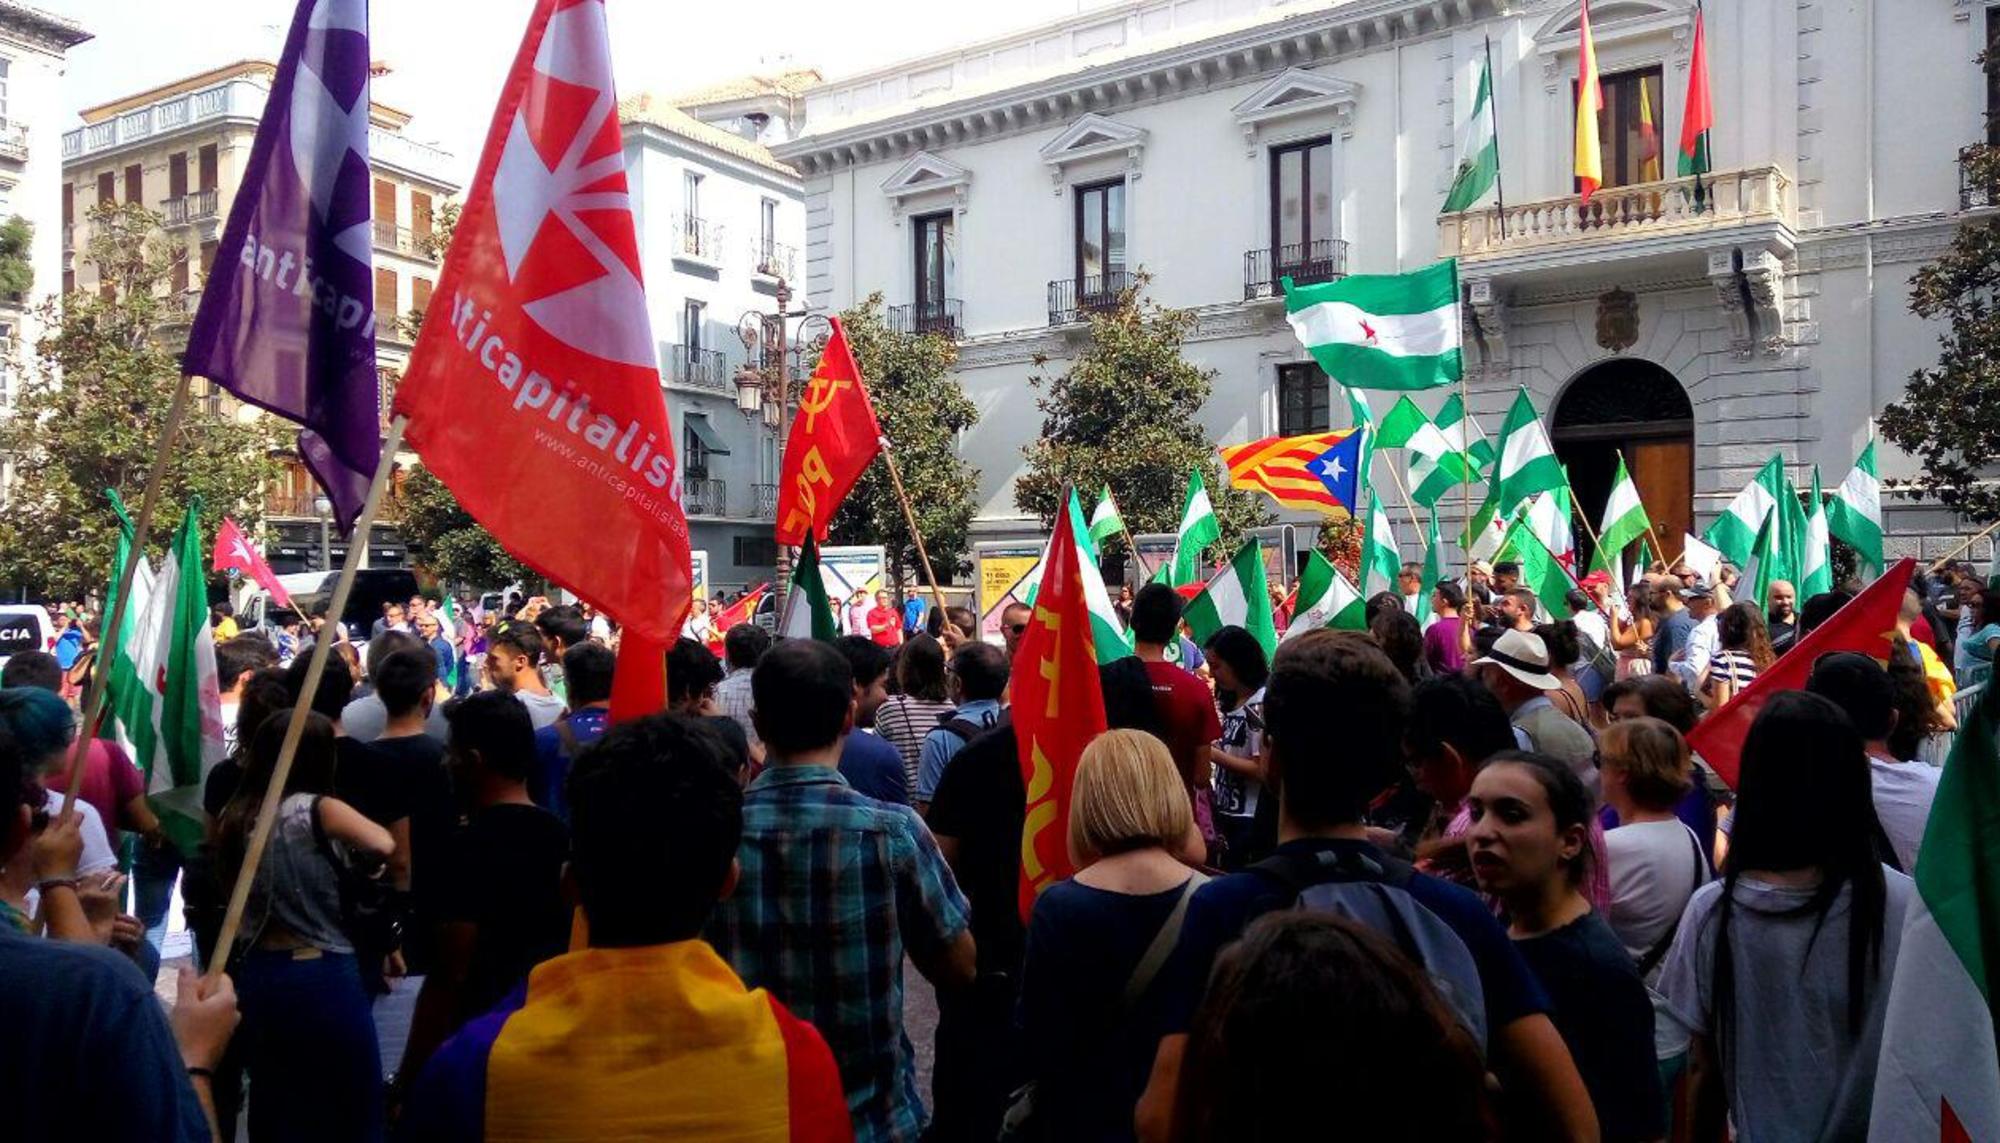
713, 623, 770, 753
707, 640, 976, 1142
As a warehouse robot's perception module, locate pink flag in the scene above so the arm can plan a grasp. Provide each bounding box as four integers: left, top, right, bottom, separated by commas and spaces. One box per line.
213, 517, 293, 610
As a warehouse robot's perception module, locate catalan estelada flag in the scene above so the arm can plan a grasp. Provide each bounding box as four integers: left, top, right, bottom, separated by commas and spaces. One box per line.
1220, 429, 1364, 516
399, 943, 853, 1142
1013, 506, 1109, 922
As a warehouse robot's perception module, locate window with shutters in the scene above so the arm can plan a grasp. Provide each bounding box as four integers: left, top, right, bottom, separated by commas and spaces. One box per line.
170, 247, 188, 294
96, 171, 113, 206
1577, 67, 1665, 191
198, 144, 218, 192
0, 59, 11, 127
168, 153, 187, 201
60, 183, 71, 229
200, 240, 218, 278
412, 191, 433, 240
411, 277, 432, 317
124, 164, 141, 204
374, 179, 396, 247
374, 267, 397, 319
1277, 363, 1331, 436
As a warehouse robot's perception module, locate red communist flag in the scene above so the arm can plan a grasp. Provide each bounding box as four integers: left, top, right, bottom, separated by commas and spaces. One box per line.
775, 317, 881, 547
213, 517, 291, 610
1012, 503, 1109, 923
392, 0, 690, 647
1687, 558, 1915, 788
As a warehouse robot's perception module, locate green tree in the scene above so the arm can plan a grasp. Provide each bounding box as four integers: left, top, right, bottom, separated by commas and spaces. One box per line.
0, 204, 284, 599
1882, 138, 2000, 521
395, 464, 539, 591
1016, 275, 1267, 559
827, 295, 980, 590
0, 216, 34, 300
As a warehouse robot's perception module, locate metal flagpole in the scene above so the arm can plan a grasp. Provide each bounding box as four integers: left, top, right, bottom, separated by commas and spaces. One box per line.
209, 415, 407, 980
1485, 33, 1508, 240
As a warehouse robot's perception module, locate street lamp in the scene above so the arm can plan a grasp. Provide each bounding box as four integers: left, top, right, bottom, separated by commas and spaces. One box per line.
734, 280, 827, 614
313, 495, 332, 574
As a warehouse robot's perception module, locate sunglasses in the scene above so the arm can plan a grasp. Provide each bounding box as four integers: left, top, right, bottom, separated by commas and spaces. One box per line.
1007, 623, 1029, 636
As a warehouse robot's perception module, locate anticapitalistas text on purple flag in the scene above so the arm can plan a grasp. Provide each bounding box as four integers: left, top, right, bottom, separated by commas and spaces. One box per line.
182, 0, 380, 531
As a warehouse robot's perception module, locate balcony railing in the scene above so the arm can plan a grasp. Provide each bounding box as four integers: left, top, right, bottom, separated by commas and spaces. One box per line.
0, 122, 28, 162
1244, 238, 1350, 300
674, 215, 720, 263
1439, 165, 1793, 261
890, 298, 963, 340
161, 189, 219, 227
664, 344, 728, 391
752, 240, 795, 280
1047, 270, 1134, 326
683, 476, 727, 516
752, 483, 778, 520
1962, 146, 1997, 211
373, 221, 417, 255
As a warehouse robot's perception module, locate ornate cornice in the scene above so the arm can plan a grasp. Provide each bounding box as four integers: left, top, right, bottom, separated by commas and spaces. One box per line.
952, 300, 1288, 369
1797, 215, 1958, 271
773, 0, 1507, 176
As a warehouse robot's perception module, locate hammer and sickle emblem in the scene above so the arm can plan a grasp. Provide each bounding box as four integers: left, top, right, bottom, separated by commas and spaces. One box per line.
798, 371, 853, 435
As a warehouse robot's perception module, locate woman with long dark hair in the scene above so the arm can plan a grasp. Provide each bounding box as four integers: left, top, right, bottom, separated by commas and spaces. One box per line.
1703, 602, 1774, 709
1169, 913, 1493, 1142
873, 633, 955, 796
1466, 750, 1665, 1141
218, 711, 394, 1142
1656, 691, 1912, 1141
1202, 625, 1273, 869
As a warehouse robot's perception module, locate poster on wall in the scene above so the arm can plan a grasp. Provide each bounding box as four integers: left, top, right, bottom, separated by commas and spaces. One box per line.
818, 545, 887, 611
689, 550, 710, 607
975, 541, 1045, 643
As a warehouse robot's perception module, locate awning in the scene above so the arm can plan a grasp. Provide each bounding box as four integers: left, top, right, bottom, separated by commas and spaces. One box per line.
684, 412, 731, 454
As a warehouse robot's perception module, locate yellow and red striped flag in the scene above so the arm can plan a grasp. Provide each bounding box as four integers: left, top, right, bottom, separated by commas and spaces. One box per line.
1574, 0, 1604, 202
1220, 429, 1364, 516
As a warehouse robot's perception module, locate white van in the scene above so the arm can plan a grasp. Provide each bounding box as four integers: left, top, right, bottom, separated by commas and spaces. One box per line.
0, 604, 55, 668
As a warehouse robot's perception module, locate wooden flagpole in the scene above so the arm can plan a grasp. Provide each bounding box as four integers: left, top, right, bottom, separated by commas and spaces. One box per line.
1618, 448, 1671, 574
1928, 516, 2000, 574
58, 375, 195, 818
1378, 446, 1430, 547
877, 436, 950, 619
1118, 518, 1155, 581
208, 415, 407, 979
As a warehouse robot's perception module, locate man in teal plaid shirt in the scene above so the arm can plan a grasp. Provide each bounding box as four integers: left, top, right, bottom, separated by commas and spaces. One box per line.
707, 639, 976, 1142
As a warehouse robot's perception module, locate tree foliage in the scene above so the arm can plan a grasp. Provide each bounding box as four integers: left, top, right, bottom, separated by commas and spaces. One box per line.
1016, 275, 1267, 557
0, 216, 33, 300
0, 204, 283, 599
1882, 140, 2000, 521
828, 295, 980, 587
395, 464, 538, 591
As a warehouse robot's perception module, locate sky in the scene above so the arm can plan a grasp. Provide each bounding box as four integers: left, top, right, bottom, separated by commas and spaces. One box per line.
42, 0, 1094, 185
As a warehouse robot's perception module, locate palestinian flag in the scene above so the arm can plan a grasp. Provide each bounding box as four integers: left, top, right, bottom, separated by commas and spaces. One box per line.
1704, 455, 1784, 568
1171, 470, 1221, 586
1183, 540, 1278, 663
1442, 52, 1500, 213
777, 535, 838, 642
1679, 1, 1714, 210
1285, 550, 1366, 641
1827, 439, 1884, 575
1284, 260, 1462, 391
1867, 683, 2000, 1141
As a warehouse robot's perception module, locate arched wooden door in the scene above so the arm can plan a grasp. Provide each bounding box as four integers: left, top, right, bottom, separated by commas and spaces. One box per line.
1551, 360, 1694, 571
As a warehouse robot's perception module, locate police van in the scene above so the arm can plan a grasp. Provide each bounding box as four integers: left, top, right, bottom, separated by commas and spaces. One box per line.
0, 604, 55, 668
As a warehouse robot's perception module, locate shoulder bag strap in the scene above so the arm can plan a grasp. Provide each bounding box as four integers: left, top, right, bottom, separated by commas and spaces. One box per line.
1636, 826, 1708, 979
1120, 872, 1210, 1013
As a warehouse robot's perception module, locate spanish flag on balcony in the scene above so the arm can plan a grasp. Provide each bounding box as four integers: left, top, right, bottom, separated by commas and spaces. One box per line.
1574, 0, 1603, 202
1679, 1, 1715, 211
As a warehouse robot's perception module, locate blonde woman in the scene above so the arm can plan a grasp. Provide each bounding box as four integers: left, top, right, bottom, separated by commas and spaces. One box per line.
1013, 729, 1206, 1141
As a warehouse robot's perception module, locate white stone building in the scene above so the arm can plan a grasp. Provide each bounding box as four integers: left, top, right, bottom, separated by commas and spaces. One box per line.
0, 2, 88, 419
622, 72, 814, 593
774, 0, 1994, 571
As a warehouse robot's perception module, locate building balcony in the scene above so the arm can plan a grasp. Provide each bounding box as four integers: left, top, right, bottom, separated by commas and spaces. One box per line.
752, 240, 795, 281
1438, 165, 1795, 281
373, 221, 418, 256
0, 122, 27, 162
683, 476, 727, 516
1244, 239, 1349, 301
161, 189, 219, 228
663, 343, 729, 391
1047, 270, 1134, 326
1961, 146, 1997, 212
672, 215, 722, 267
890, 298, 962, 340
752, 482, 778, 520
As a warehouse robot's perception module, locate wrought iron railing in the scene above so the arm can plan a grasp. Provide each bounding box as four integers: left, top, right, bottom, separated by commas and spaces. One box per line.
1962, 146, 1996, 211
889, 298, 963, 339
752, 483, 778, 519
683, 477, 727, 516
161, 189, 218, 227
1243, 238, 1350, 300
1047, 270, 1133, 326
373, 220, 417, 254
674, 214, 720, 262
752, 240, 795, 280
665, 344, 729, 391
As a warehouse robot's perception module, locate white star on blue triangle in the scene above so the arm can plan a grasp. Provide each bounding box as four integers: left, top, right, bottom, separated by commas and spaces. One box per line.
1309, 433, 1364, 512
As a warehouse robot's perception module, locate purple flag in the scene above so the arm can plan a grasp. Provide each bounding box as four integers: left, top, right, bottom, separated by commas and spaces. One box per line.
183, 0, 379, 531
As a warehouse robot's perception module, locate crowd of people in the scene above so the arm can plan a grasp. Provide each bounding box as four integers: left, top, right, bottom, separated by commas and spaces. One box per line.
0, 548, 1980, 1141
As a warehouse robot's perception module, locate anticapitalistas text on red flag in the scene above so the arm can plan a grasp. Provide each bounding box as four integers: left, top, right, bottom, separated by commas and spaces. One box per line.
392, 0, 691, 645
1012, 502, 1109, 923
775, 317, 882, 547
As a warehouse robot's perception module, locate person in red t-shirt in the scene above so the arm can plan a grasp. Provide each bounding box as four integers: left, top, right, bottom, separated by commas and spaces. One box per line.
1129, 584, 1223, 854
2, 651, 161, 844
866, 591, 904, 649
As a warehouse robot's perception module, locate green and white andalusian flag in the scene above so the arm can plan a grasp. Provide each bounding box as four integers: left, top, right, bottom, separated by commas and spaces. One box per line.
1362, 491, 1402, 598
1087, 485, 1125, 547
1375, 395, 1428, 450
1801, 466, 1834, 598
1284, 259, 1462, 391
1183, 540, 1279, 663
1467, 388, 1563, 546
1286, 550, 1367, 641
1408, 419, 1473, 508
1497, 513, 1575, 620
1589, 453, 1653, 576
1866, 683, 2000, 1142
1826, 439, 1884, 575
1442, 54, 1500, 213
1421, 510, 1445, 600
1519, 486, 1574, 566
1171, 470, 1221, 586
1704, 455, 1784, 568
102, 495, 224, 852
1021, 489, 1133, 664
778, 534, 839, 642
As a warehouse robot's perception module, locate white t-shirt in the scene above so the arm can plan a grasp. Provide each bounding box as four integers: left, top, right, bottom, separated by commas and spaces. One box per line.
1869, 755, 1941, 873
23, 790, 118, 917
515, 689, 568, 731
1605, 818, 1712, 1059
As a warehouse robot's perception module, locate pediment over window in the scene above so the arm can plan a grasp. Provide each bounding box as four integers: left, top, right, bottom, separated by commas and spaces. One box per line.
1038, 113, 1147, 185
1535, 0, 1692, 55
880, 150, 970, 202
1231, 67, 1361, 139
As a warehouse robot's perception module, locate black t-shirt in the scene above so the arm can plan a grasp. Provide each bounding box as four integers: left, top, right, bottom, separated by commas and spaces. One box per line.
438, 802, 571, 1020
924, 714, 1025, 976
203, 756, 243, 820
334, 736, 411, 827
1514, 911, 1666, 1143
369, 734, 457, 961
